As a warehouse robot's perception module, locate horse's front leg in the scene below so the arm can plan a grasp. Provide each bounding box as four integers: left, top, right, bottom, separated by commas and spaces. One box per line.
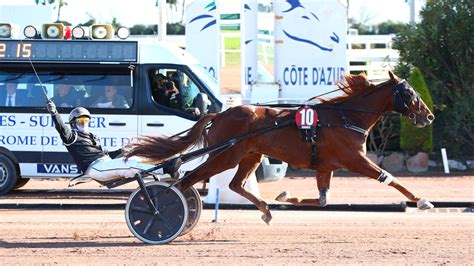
275, 171, 333, 207
345, 153, 434, 210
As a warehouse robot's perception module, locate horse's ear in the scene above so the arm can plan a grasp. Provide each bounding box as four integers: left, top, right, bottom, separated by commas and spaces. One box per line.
388, 70, 399, 81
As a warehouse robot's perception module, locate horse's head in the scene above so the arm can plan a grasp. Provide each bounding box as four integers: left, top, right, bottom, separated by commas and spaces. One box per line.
388, 71, 435, 127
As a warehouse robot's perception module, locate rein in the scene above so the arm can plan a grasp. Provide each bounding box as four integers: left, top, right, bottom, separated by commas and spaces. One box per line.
258, 79, 415, 137
176, 78, 414, 139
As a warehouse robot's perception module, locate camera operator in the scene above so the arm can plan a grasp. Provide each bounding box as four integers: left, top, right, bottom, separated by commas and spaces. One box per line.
153, 74, 182, 108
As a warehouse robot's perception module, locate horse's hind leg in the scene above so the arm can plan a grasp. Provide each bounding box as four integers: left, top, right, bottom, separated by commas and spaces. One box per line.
276, 171, 333, 207
178, 152, 239, 191
345, 154, 434, 210
179, 152, 272, 223
227, 153, 274, 225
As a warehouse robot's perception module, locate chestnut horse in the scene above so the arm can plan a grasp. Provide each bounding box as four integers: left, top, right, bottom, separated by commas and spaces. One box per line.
125, 71, 435, 224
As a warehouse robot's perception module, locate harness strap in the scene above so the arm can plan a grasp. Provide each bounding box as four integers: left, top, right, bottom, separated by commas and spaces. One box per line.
335, 104, 369, 137
311, 140, 317, 167
344, 124, 369, 137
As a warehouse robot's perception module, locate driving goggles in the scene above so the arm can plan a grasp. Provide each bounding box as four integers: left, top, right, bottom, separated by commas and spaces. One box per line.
75, 117, 90, 124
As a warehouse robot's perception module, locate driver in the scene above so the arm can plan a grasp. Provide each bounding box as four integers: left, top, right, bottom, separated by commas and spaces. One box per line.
46, 101, 180, 182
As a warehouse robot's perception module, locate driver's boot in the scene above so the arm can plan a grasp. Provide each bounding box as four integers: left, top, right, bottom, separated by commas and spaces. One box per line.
162, 158, 182, 179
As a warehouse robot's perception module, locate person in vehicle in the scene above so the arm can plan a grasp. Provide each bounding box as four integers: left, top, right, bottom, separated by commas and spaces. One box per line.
46, 101, 180, 182
93, 85, 129, 109
51, 84, 78, 107
0, 80, 27, 107
152, 74, 182, 108
179, 75, 200, 109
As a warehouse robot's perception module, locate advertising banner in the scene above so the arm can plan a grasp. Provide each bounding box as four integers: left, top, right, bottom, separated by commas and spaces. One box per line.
240, 0, 258, 99
274, 0, 347, 100
185, 0, 221, 96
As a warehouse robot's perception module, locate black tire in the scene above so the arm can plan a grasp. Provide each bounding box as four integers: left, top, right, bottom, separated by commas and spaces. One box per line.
0, 154, 18, 195
125, 181, 188, 244
14, 178, 30, 189
180, 186, 202, 236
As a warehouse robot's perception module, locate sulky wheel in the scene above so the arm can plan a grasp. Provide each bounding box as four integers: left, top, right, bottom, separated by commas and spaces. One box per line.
180, 186, 202, 236
125, 181, 188, 244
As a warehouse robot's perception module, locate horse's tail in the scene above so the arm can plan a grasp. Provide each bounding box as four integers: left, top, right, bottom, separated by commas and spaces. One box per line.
123, 113, 216, 163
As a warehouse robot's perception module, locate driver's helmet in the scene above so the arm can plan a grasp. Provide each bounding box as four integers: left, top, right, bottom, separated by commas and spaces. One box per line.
69, 107, 91, 124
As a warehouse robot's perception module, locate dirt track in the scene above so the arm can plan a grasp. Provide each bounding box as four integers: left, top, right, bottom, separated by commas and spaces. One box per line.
0, 209, 472, 264
0, 175, 473, 264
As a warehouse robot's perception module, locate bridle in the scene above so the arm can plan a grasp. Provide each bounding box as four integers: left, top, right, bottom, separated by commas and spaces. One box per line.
254, 77, 431, 136
392, 79, 422, 122
316, 79, 425, 136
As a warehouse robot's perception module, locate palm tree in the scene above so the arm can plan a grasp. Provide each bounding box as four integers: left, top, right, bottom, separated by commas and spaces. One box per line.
34, 0, 68, 22
157, 0, 180, 23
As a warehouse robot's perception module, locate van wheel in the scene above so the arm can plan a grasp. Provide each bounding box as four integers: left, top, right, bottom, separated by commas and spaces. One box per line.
0, 154, 18, 195
15, 178, 30, 189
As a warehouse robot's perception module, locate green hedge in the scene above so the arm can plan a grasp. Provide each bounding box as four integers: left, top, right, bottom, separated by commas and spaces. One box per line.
400, 67, 433, 153
394, 0, 474, 155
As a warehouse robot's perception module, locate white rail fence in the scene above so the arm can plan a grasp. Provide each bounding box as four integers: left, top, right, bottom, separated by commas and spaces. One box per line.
220, 32, 399, 80
220, 32, 274, 67
346, 34, 400, 80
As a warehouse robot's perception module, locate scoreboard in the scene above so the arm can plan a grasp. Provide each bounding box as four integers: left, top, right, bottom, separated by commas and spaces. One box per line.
0, 40, 138, 63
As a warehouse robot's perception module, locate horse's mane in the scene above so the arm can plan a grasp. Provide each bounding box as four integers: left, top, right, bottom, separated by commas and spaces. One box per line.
318, 73, 376, 104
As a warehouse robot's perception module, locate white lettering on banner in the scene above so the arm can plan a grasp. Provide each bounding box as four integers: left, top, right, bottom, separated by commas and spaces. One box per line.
282, 65, 345, 86
38, 164, 79, 174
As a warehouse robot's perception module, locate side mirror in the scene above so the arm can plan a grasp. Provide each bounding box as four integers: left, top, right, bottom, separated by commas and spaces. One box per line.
193, 93, 211, 116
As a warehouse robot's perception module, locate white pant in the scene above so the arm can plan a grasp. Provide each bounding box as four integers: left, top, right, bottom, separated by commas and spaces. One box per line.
85, 156, 163, 182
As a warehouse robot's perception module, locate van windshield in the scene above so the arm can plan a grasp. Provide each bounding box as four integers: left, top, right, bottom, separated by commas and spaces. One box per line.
0, 71, 132, 109
189, 64, 219, 97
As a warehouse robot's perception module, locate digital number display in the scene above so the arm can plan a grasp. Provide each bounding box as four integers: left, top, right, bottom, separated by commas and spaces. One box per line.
0, 40, 137, 63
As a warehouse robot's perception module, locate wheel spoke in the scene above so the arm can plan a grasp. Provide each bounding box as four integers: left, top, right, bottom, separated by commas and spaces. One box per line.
131, 206, 153, 214
143, 215, 157, 236
158, 214, 178, 233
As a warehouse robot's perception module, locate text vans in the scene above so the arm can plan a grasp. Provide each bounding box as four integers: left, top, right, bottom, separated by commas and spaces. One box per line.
0, 34, 223, 194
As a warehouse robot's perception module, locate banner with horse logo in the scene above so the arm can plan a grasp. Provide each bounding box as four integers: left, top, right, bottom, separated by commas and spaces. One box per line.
274, 0, 347, 100
240, 0, 259, 99
185, 0, 220, 96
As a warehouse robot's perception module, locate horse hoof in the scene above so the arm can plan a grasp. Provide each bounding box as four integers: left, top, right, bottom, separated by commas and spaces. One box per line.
417, 198, 434, 210
275, 191, 289, 202
261, 213, 272, 225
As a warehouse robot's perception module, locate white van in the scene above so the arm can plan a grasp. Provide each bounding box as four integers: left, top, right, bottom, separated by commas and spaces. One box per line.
0, 35, 223, 194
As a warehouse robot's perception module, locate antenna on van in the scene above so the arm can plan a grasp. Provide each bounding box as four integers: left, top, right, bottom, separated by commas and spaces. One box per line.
128, 64, 135, 87
19, 39, 50, 102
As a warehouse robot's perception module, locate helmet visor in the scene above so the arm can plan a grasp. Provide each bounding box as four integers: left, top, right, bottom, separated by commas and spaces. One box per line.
75, 117, 90, 125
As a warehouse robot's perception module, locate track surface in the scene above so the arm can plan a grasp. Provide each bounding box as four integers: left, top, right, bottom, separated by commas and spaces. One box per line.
0, 209, 472, 264
0, 175, 472, 264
